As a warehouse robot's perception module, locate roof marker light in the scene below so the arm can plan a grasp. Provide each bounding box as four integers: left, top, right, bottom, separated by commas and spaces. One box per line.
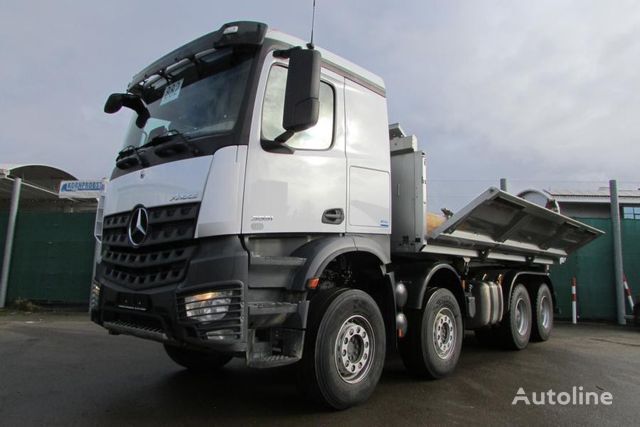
223, 25, 239, 35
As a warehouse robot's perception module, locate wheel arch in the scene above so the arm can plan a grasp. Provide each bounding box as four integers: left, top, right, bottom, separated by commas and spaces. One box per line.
292, 236, 390, 287
401, 262, 465, 317
292, 235, 396, 350
504, 271, 555, 310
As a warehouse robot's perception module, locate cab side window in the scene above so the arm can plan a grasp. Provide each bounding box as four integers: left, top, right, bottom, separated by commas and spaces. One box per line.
262, 65, 334, 150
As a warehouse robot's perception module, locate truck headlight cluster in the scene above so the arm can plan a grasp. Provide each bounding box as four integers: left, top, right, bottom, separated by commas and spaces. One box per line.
184, 290, 234, 322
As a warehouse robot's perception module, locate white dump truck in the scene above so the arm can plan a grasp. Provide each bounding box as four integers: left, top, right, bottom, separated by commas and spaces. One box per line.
91, 21, 602, 409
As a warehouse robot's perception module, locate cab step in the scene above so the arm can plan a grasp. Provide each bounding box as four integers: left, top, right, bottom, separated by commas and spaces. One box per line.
247, 354, 300, 368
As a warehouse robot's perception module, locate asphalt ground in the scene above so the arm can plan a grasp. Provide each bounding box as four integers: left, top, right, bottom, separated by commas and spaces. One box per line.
0, 312, 638, 426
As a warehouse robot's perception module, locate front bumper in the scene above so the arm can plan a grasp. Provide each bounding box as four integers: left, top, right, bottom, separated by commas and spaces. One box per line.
91, 236, 250, 353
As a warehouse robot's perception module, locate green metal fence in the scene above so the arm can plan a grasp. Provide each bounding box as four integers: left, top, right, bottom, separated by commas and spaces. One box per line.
1, 210, 638, 316
0, 212, 95, 305
550, 217, 639, 321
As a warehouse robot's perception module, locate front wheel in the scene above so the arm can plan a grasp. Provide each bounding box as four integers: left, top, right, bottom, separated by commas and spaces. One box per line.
297, 288, 386, 410
163, 344, 233, 371
399, 288, 463, 379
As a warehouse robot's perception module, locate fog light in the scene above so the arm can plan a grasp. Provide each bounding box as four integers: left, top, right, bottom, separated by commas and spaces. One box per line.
184, 290, 234, 322
89, 281, 101, 311
206, 329, 237, 341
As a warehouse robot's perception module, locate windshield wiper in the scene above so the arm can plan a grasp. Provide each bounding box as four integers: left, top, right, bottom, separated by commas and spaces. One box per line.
143, 129, 200, 157
116, 145, 149, 169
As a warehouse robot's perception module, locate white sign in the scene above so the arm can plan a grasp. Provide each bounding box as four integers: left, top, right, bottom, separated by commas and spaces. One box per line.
59, 180, 106, 199
160, 79, 184, 105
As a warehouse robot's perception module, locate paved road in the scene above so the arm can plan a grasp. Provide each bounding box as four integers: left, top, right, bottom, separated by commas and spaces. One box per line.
0, 313, 638, 426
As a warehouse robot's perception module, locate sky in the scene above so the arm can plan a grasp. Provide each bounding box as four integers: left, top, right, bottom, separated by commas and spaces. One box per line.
2, 0, 640, 210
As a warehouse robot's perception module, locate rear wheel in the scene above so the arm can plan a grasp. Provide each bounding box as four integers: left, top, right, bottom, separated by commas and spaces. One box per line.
163, 344, 233, 371
531, 284, 553, 342
297, 288, 386, 410
399, 288, 463, 379
499, 284, 532, 350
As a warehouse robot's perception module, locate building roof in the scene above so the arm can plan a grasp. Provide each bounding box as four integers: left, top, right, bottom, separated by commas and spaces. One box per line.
0, 164, 95, 211
0, 163, 77, 201
544, 188, 640, 204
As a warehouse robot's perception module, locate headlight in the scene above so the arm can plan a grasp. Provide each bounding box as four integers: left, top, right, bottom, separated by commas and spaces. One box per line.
184, 290, 234, 322
89, 281, 101, 311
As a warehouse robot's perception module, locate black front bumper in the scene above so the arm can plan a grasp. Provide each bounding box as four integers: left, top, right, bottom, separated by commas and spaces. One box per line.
92, 235, 250, 353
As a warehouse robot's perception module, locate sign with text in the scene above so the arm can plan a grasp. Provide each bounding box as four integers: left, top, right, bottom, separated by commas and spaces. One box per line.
59, 180, 106, 199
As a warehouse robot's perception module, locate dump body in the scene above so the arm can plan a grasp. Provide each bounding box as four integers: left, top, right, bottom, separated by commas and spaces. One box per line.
389, 132, 602, 265
424, 187, 603, 264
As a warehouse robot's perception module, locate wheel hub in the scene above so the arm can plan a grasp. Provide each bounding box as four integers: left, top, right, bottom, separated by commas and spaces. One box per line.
516, 298, 529, 335
335, 315, 374, 384
433, 307, 456, 360
540, 295, 551, 329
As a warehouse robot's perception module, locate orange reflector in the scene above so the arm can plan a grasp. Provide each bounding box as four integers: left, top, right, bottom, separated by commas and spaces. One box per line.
307, 277, 320, 289
398, 329, 405, 338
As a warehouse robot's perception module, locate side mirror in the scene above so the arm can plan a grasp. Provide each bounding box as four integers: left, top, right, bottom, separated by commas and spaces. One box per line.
104, 93, 150, 128
282, 48, 321, 133
104, 93, 125, 114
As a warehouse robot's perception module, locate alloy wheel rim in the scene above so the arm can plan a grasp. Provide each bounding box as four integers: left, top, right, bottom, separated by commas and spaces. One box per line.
540, 295, 551, 329
433, 307, 456, 360
516, 298, 529, 335
334, 315, 375, 384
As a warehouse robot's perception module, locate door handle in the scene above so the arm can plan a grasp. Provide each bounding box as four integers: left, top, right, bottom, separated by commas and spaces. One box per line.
322, 208, 344, 225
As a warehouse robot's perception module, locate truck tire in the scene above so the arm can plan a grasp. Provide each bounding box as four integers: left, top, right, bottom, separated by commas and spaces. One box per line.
297, 288, 386, 410
399, 288, 463, 379
531, 283, 553, 342
163, 344, 232, 371
499, 284, 532, 350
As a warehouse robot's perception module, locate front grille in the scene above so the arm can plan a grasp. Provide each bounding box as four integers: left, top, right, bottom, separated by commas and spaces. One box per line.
177, 283, 244, 342
100, 203, 199, 290
102, 203, 199, 247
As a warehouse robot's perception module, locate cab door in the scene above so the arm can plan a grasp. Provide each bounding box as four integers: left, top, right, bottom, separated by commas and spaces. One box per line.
242, 53, 346, 234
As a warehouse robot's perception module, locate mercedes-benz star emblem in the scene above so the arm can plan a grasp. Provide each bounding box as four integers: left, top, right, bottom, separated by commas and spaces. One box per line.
128, 207, 149, 246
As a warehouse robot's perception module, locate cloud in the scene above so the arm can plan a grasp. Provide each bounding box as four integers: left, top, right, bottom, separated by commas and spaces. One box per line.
1, 1, 639, 209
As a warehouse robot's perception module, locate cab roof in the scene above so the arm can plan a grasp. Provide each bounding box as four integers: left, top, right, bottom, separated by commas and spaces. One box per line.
128, 21, 386, 97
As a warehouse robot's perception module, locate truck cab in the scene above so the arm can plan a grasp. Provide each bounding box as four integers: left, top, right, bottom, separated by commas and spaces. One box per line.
91, 21, 601, 409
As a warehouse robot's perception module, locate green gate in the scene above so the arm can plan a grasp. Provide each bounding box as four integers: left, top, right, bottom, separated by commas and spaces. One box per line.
550, 217, 640, 321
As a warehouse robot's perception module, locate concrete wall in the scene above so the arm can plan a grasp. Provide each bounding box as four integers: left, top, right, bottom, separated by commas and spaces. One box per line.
558, 202, 611, 219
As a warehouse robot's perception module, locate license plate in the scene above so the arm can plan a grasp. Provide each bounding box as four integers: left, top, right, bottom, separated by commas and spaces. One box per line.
117, 293, 150, 311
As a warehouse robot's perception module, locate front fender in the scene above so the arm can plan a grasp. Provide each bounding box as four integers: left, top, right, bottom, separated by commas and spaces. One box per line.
291, 235, 391, 291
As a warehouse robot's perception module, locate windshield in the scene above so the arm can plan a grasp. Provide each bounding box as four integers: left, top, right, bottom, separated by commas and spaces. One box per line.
122, 49, 253, 149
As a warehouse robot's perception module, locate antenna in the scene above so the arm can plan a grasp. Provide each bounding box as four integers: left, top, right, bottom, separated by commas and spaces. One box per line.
308, 0, 317, 49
